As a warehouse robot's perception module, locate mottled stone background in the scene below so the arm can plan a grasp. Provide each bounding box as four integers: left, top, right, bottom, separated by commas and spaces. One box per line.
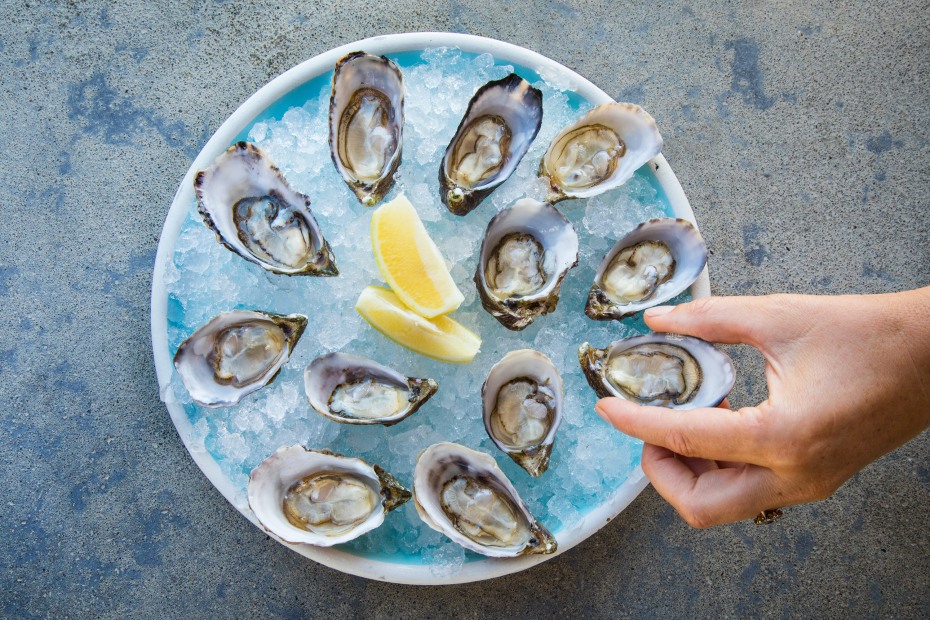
2, 0, 928, 617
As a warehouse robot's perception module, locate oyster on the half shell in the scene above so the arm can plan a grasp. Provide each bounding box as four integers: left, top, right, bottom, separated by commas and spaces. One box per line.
194, 143, 338, 275
173, 310, 307, 407
304, 352, 438, 426
578, 333, 735, 409
329, 51, 404, 206
585, 218, 707, 321
539, 102, 663, 203
440, 73, 543, 216
248, 445, 410, 547
482, 349, 563, 477
475, 199, 579, 330
413, 442, 557, 557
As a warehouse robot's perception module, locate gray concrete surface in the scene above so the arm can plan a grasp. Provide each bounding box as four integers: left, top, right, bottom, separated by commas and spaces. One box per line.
2, 0, 928, 617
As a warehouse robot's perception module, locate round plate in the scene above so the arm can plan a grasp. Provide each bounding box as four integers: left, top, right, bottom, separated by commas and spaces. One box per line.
151, 32, 708, 585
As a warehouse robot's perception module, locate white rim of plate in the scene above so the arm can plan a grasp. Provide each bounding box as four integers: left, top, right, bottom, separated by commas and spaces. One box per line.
150, 32, 710, 585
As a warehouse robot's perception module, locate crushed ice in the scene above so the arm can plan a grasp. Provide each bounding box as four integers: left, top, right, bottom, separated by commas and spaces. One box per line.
164, 47, 681, 571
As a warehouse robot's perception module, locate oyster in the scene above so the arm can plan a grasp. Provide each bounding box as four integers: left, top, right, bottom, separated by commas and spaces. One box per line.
482, 349, 563, 477
329, 51, 404, 206
413, 442, 557, 558
578, 333, 735, 409
304, 352, 438, 426
475, 199, 579, 330
539, 102, 663, 203
173, 310, 307, 407
440, 73, 543, 215
248, 445, 410, 547
194, 142, 338, 276
585, 218, 708, 321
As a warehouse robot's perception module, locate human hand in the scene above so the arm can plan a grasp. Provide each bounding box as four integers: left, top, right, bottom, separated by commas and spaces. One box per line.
594, 288, 930, 528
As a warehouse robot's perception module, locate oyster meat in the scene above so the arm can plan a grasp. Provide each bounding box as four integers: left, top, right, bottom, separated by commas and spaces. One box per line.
482, 349, 563, 477
413, 442, 557, 557
578, 333, 735, 409
475, 199, 579, 330
329, 51, 404, 206
194, 142, 338, 276
248, 445, 410, 547
539, 102, 663, 202
304, 352, 438, 426
585, 218, 707, 321
173, 310, 307, 407
440, 73, 543, 215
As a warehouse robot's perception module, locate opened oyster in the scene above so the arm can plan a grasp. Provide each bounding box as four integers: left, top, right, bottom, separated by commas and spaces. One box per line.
304, 352, 438, 426
194, 142, 338, 276
586, 218, 707, 321
579, 333, 735, 409
173, 310, 306, 407
475, 199, 579, 330
329, 51, 404, 206
413, 442, 557, 558
248, 445, 410, 547
440, 73, 543, 215
539, 102, 663, 203
482, 349, 563, 477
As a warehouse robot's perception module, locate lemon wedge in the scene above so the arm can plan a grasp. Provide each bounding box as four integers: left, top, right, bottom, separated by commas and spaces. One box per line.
356, 286, 481, 364
371, 194, 464, 318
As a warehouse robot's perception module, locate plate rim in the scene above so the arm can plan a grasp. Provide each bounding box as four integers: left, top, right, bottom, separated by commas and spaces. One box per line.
150, 31, 710, 585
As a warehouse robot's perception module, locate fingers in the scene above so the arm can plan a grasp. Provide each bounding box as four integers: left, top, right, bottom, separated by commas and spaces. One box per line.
642, 444, 780, 527
596, 397, 768, 464
643, 296, 772, 346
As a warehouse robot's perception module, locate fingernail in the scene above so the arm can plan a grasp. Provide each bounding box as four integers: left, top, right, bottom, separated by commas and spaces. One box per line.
645, 305, 674, 318
594, 403, 609, 420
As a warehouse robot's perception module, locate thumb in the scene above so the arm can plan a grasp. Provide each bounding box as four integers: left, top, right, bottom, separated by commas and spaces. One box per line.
643, 296, 768, 346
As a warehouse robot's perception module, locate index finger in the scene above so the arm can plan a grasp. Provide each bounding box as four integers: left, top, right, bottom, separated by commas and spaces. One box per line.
595, 397, 769, 465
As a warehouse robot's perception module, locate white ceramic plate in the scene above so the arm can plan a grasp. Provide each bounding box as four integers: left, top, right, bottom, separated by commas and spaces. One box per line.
151, 32, 708, 585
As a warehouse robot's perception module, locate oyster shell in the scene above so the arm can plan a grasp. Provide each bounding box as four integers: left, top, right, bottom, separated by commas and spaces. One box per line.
173, 310, 307, 407
578, 333, 735, 409
194, 142, 338, 276
248, 445, 410, 547
304, 352, 438, 426
329, 51, 404, 206
585, 218, 707, 321
482, 349, 563, 477
475, 199, 579, 330
539, 102, 663, 203
440, 73, 543, 215
413, 442, 557, 558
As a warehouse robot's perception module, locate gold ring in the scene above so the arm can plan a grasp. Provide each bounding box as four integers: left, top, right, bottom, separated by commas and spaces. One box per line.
753, 508, 783, 524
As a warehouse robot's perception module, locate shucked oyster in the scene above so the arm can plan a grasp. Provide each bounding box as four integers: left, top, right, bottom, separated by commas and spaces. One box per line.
329, 51, 404, 206
248, 445, 410, 547
578, 333, 735, 409
440, 74, 543, 216
195, 142, 338, 276
585, 218, 707, 321
482, 349, 563, 477
539, 102, 663, 203
173, 310, 307, 407
475, 199, 579, 330
304, 352, 438, 426
413, 442, 557, 558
